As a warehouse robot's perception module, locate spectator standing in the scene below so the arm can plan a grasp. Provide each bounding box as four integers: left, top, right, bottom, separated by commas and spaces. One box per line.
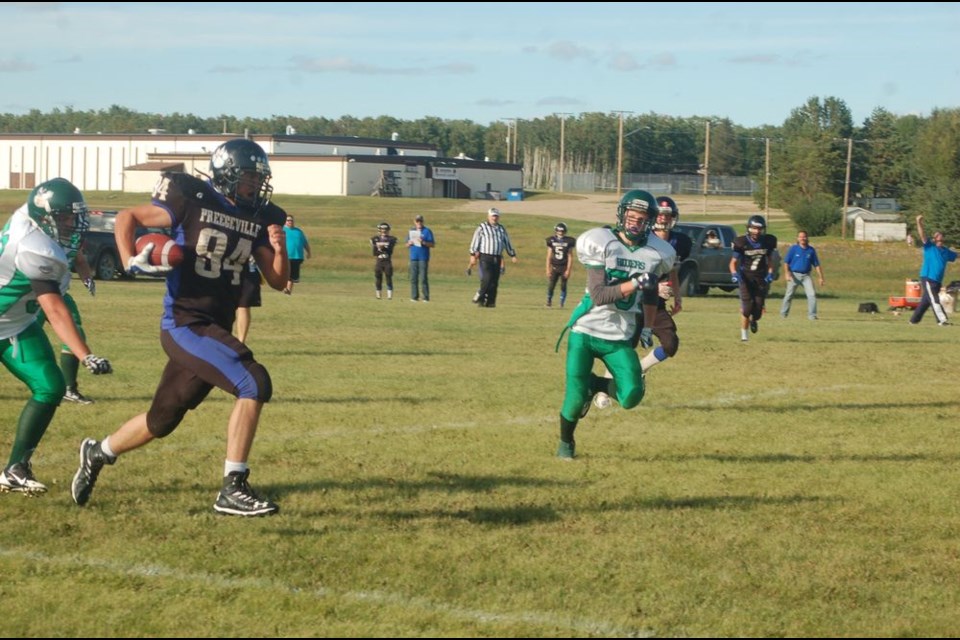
407, 214, 435, 302
909, 214, 957, 326
468, 207, 518, 308
284, 214, 310, 295
780, 231, 825, 320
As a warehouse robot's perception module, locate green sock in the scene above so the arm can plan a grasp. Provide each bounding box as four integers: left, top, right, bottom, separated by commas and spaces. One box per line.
61, 353, 80, 389
560, 414, 577, 443
8, 399, 57, 465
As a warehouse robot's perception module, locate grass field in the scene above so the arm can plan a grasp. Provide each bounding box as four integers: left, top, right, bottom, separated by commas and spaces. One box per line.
1, 190, 959, 637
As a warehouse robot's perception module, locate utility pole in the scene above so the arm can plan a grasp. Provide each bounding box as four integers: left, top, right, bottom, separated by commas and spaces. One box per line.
612, 110, 632, 195
500, 118, 513, 164
512, 118, 519, 165
555, 113, 573, 192
764, 138, 770, 217
842, 137, 853, 240
702, 120, 711, 215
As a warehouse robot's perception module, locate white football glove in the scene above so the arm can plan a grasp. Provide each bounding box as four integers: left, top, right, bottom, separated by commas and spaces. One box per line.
127, 243, 173, 276
83, 354, 112, 375
82, 277, 96, 297
658, 281, 674, 299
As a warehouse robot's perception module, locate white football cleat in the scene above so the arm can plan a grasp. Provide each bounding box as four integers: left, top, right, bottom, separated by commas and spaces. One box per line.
593, 391, 612, 409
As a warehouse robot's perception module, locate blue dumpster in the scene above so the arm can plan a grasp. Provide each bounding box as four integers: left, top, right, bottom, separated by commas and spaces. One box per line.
506, 188, 524, 201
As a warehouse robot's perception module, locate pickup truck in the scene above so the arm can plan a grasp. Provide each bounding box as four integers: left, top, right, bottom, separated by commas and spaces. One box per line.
672, 222, 780, 296
81, 210, 170, 280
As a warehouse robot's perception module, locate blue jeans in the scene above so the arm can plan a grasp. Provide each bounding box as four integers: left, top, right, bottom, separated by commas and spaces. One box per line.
410, 260, 430, 301
780, 273, 818, 319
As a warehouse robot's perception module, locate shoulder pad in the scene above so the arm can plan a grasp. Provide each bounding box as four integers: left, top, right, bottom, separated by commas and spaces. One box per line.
261, 202, 288, 226
16, 232, 69, 283
576, 227, 616, 267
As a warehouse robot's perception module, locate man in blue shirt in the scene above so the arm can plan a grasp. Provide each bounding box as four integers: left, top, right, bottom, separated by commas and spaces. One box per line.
780, 230, 826, 320
910, 214, 957, 326
406, 214, 435, 302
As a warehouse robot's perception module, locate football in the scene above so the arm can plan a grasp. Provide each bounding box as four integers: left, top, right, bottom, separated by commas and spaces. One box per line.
135, 233, 184, 268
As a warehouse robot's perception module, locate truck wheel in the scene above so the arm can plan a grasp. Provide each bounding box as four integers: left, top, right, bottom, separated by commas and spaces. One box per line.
680, 265, 700, 297
94, 251, 119, 281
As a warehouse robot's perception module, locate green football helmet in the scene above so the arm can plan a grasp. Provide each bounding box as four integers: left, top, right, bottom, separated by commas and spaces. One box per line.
616, 189, 658, 245
27, 178, 89, 257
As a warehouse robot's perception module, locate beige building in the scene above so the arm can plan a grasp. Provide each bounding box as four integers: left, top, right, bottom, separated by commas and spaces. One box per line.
1, 133, 521, 199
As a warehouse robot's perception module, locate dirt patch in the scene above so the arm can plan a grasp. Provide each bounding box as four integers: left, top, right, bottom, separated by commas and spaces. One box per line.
453, 192, 787, 226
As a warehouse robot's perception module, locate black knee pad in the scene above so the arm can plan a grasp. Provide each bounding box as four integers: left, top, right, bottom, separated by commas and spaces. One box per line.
662, 334, 679, 358
146, 404, 189, 438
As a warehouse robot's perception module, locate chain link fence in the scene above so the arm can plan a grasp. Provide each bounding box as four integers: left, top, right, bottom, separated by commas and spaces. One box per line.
554, 173, 756, 196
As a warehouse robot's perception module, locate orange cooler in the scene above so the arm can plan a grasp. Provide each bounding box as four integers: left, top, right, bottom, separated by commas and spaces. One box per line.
906, 279, 921, 298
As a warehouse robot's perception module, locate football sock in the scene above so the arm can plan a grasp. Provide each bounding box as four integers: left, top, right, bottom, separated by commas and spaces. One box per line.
100, 437, 118, 459
641, 347, 668, 372
225, 460, 249, 476
61, 352, 80, 388
8, 399, 57, 465
560, 414, 577, 443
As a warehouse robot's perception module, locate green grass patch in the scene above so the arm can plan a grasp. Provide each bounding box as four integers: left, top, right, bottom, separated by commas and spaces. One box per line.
0, 190, 956, 637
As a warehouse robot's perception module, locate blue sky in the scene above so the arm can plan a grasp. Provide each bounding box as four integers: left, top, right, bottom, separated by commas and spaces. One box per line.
1, 2, 957, 128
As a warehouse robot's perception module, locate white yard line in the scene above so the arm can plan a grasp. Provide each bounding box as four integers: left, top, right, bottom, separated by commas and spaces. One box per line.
0, 546, 652, 637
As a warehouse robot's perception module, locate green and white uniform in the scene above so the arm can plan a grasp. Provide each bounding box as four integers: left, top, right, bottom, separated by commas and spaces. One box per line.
0, 205, 70, 338
560, 228, 674, 420
0, 205, 70, 464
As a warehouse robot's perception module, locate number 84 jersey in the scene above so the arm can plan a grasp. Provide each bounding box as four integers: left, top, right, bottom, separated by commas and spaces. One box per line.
152, 172, 287, 330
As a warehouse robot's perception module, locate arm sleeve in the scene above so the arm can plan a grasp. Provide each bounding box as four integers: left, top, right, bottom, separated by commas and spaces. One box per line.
503, 230, 516, 257
469, 226, 481, 254
585, 267, 624, 306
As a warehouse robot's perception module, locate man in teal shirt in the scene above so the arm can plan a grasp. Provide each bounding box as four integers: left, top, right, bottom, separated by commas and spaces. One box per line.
283, 214, 311, 295
909, 214, 957, 326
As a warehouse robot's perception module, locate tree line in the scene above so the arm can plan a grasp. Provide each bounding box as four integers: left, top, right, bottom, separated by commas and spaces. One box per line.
2, 99, 958, 236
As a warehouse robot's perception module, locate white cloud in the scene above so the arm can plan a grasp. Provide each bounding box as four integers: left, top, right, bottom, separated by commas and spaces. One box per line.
547, 40, 594, 62
0, 57, 35, 72
291, 56, 474, 76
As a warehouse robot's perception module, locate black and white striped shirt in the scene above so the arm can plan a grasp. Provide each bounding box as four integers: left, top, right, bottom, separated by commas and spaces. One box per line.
470, 222, 516, 257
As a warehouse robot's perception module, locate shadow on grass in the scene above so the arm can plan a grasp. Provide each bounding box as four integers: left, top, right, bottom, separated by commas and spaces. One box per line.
605, 493, 836, 511
644, 452, 949, 463
372, 504, 561, 525
672, 400, 957, 412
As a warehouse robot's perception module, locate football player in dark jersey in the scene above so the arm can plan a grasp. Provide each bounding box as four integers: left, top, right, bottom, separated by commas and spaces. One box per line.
730, 214, 778, 342
71, 138, 289, 516
640, 196, 691, 371
371, 222, 398, 300
545, 222, 576, 308
590, 196, 693, 409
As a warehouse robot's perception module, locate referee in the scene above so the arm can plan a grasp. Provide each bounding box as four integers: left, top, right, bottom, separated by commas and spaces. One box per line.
468, 208, 519, 308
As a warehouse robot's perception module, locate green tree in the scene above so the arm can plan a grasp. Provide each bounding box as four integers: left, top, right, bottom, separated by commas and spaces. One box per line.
765, 96, 853, 210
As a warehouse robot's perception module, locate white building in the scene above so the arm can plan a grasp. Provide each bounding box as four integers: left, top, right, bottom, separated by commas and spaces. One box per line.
0, 133, 521, 199
845, 207, 907, 242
